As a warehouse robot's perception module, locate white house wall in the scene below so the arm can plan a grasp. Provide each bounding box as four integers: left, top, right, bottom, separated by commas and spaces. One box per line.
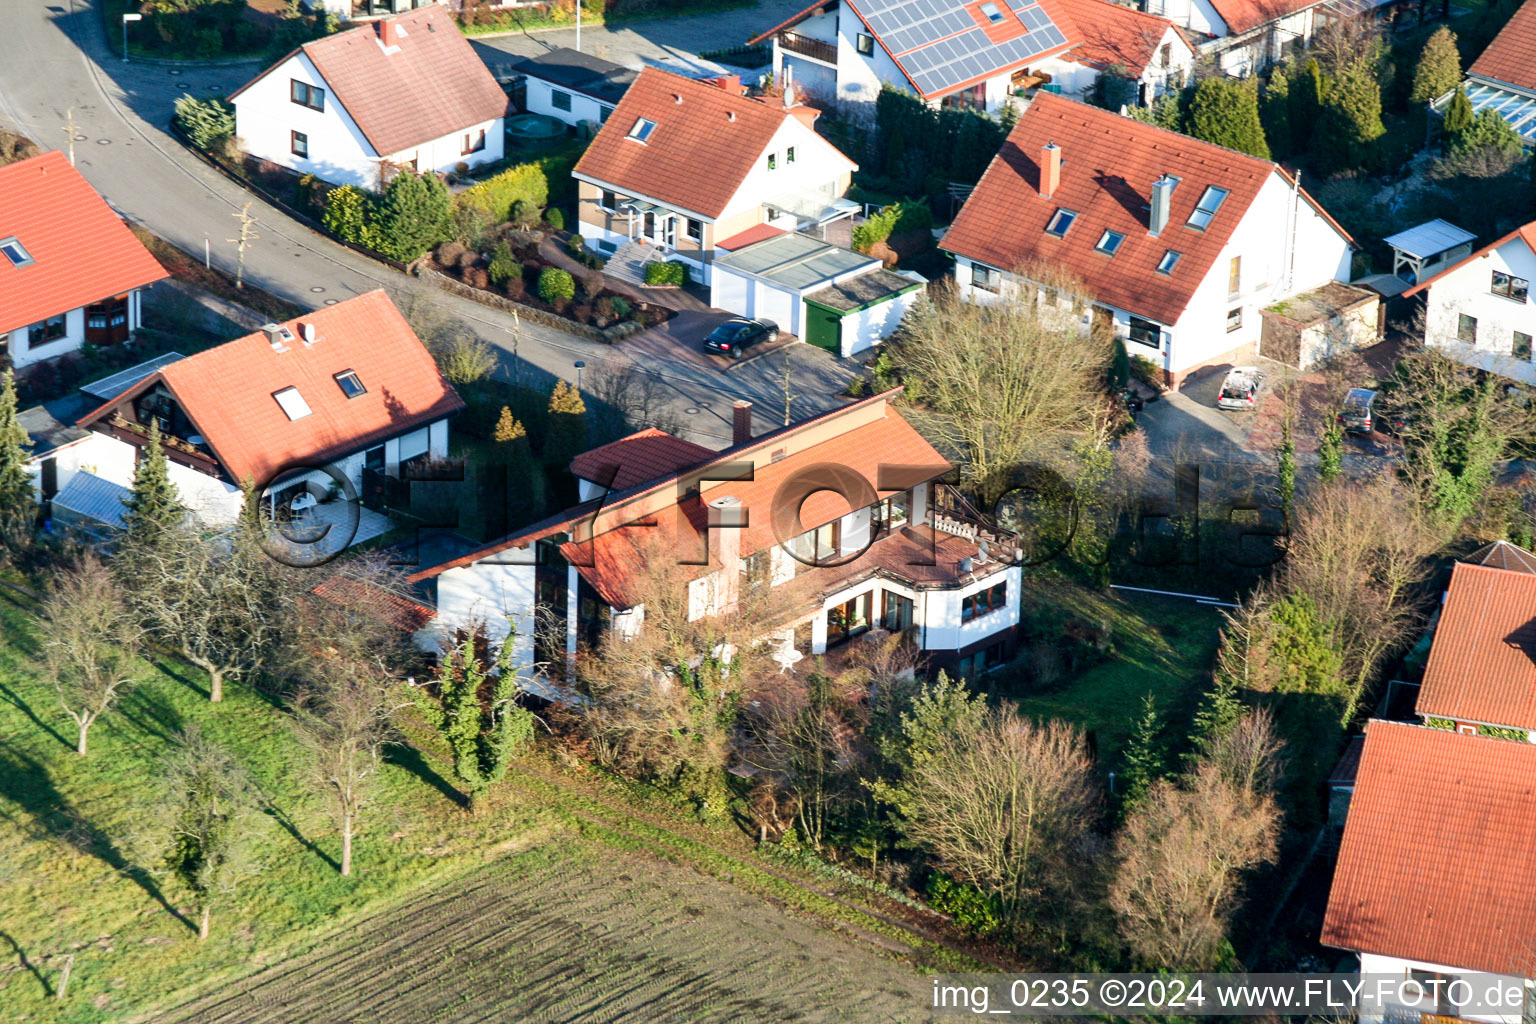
919, 564, 1021, 651
839, 287, 921, 357
716, 117, 854, 225
524, 77, 613, 128
1146, 0, 1227, 38
1355, 952, 1527, 1024
432, 559, 539, 672
1423, 238, 1536, 386
234, 51, 503, 189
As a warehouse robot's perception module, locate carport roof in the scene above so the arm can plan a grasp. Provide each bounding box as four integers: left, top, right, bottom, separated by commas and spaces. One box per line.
714, 232, 877, 292
1382, 219, 1476, 260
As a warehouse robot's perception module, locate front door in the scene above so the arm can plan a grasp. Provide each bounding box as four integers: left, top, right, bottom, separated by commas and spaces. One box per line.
85, 295, 130, 345
39, 457, 57, 502
805, 304, 842, 354
664, 216, 677, 248
643, 211, 656, 241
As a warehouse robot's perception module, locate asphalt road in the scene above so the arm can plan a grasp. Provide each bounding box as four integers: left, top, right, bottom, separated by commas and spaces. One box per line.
0, 0, 855, 448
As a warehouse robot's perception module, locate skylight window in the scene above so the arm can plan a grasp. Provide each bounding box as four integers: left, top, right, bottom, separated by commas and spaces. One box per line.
1186, 186, 1230, 231
627, 118, 657, 143
1045, 208, 1077, 237
0, 237, 33, 268
1095, 229, 1126, 255
273, 386, 312, 421
1156, 250, 1182, 274
334, 370, 366, 399
979, 1, 1004, 21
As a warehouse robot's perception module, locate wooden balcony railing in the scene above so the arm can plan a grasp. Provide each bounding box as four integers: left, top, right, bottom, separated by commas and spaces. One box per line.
779, 30, 838, 65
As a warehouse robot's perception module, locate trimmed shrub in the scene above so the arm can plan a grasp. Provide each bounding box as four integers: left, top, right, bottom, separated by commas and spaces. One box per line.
570, 234, 585, 249
611, 296, 632, 319
370, 171, 453, 262
173, 94, 235, 150
488, 242, 520, 285
454, 162, 549, 221
437, 240, 469, 268
545, 207, 565, 230
511, 198, 541, 227
538, 266, 576, 303
643, 260, 688, 286
322, 185, 373, 247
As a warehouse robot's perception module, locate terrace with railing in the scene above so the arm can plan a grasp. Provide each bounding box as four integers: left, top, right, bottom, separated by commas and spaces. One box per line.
778, 30, 838, 65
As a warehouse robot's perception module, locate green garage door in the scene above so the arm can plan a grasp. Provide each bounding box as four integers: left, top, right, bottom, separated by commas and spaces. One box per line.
804, 302, 843, 354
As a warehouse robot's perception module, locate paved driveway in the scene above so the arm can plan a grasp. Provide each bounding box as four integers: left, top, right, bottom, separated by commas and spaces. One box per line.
619, 309, 798, 372
1136, 365, 1264, 465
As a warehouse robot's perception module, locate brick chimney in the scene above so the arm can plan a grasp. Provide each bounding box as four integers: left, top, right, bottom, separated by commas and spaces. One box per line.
732, 400, 753, 446
705, 74, 744, 95
1039, 141, 1061, 199
378, 17, 399, 49
709, 495, 744, 613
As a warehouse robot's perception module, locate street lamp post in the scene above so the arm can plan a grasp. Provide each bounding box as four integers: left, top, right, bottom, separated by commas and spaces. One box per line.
121, 13, 142, 63
574, 360, 585, 391
575, 0, 581, 51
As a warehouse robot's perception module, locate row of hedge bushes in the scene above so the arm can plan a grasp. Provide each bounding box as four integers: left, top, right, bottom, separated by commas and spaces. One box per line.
643, 260, 689, 286
850, 201, 933, 253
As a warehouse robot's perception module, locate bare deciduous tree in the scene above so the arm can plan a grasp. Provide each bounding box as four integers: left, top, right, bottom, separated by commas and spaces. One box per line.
890, 267, 1111, 507
292, 672, 397, 877
583, 355, 691, 442
1109, 758, 1281, 970
44, 557, 143, 756
900, 707, 1099, 923
160, 726, 266, 940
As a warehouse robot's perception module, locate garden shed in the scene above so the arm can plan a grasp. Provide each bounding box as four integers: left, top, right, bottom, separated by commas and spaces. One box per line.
802, 270, 925, 357
1258, 282, 1380, 370
710, 232, 885, 340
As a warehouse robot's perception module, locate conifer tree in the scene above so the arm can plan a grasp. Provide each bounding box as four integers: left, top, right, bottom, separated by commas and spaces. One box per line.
1318, 420, 1344, 483
1452, 108, 1523, 160
120, 419, 182, 548
544, 379, 587, 470
370, 171, 451, 262
492, 406, 526, 446
0, 369, 36, 553
1187, 78, 1271, 159
1290, 59, 1327, 157
1410, 26, 1461, 104
1317, 59, 1385, 172
1441, 85, 1474, 143
1261, 64, 1293, 159
1117, 693, 1164, 816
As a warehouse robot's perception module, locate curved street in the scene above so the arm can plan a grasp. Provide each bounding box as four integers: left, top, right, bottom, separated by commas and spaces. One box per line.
0, 0, 853, 447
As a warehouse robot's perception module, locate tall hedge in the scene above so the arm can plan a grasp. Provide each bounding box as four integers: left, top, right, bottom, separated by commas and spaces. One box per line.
851, 201, 933, 253
875, 86, 1009, 188
370, 171, 452, 262
1187, 78, 1271, 159
455, 163, 550, 222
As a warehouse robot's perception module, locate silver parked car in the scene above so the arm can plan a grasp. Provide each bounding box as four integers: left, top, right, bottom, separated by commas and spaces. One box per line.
1216, 366, 1266, 411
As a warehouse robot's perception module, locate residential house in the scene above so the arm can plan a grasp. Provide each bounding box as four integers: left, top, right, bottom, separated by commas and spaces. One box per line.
1414, 560, 1536, 740
941, 92, 1355, 387
1036, 0, 1195, 108
1401, 220, 1536, 386
1144, 0, 1324, 77
1321, 720, 1536, 1024
1431, 0, 1536, 147
505, 47, 636, 130
712, 227, 926, 349
571, 67, 859, 284
747, 0, 1082, 115
411, 391, 1025, 681
229, 7, 507, 190
68, 290, 463, 538
0, 151, 166, 372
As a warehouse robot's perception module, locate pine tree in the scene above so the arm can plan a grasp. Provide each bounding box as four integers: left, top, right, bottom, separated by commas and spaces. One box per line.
1317, 59, 1385, 172
0, 369, 36, 552
1187, 78, 1271, 159
1441, 85, 1474, 143
492, 406, 526, 445
120, 419, 182, 548
1452, 108, 1523, 160
1117, 692, 1164, 816
544, 379, 587, 470
370, 171, 452, 262
1291, 59, 1327, 158
1261, 65, 1293, 160
1411, 26, 1461, 104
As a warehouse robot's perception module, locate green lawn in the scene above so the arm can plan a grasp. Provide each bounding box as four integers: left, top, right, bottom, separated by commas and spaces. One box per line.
1007, 581, 1225, 767
0, 582, 557, 1023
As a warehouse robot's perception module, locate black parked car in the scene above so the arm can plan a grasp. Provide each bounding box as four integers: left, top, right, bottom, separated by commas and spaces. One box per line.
703, 317, 778, 359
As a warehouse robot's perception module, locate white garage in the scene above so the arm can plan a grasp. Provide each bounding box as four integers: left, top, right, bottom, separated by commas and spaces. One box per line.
710, 232, 881, 339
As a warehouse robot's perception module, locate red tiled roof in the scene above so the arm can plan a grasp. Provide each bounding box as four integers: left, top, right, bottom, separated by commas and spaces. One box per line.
232, 7, 507, 157
572, 67, 855, 219
717, 224, 787, 251
563, 408, 946, 608
1056, 0, 1188, 75
944, 93, 1321, 325
0, 151, 167, 336
1207, 0, 1322, 35
78, 290, 464, 488
1321, 720, 1536, 975
1470, 0, 1536, 92
1417, 562, 1536, 732
569, 427, 714, 492
1327, 735, 1365, 787
310, 575, 435, 633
